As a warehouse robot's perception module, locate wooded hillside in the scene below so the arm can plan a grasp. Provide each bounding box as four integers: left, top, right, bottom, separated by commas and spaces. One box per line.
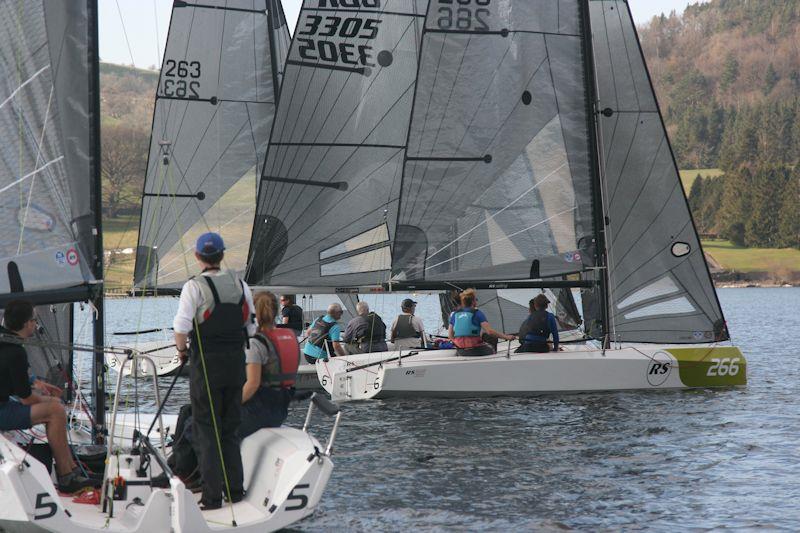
639, 0, 799, 249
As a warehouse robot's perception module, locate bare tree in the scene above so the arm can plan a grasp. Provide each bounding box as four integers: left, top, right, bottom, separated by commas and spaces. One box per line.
101, 123, 148, 218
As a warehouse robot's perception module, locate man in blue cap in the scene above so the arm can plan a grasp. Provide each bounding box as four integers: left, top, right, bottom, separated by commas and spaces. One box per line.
173, 232, 256, 510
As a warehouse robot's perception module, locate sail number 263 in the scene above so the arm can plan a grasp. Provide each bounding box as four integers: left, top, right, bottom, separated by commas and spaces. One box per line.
161, 59, 201, 99
437, 0, 491, 31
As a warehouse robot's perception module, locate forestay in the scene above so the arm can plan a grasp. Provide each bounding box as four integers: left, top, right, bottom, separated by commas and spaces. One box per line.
135, 0, 291, 291
589, 1, 727, 343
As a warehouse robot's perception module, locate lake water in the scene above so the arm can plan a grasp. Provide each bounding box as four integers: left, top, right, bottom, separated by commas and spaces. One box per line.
75, 288, 800, 530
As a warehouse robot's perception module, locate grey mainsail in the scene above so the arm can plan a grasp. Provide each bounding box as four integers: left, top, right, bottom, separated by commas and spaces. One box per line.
135, 0, 291, 291
0, 1, 100, 388
247, 0, 428, 288
589, 1, 728, 343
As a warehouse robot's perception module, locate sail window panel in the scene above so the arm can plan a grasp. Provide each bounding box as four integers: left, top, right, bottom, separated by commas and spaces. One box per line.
320, 225, 390, 261
623, 297, 695, 320
320, 246, 391, 277
425, 0, 579, 35
616, 276, 680, 310
274, 12, 423, 146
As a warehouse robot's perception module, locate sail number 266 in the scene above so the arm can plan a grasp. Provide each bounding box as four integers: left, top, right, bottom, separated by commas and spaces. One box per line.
706, 358, 740, 377
437, 0, 491, 31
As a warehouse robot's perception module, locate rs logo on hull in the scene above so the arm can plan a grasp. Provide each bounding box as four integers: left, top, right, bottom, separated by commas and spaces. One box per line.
646, 352, 673, 386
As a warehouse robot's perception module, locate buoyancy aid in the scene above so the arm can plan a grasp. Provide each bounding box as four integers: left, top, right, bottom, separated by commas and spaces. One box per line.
392, 314, 419, 339
519, 310, 552, 342
452, 308, 482, 338
252, 329, 300, 389
190, 271, 249, 354
353, 312, 387, 343
307, 316, 335, 348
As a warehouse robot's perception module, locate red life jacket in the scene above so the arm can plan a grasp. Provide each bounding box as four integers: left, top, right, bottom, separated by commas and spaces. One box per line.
253, 329, 300, 388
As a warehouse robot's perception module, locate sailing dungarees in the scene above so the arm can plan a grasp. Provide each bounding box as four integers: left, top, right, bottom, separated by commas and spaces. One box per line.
189, 270, 248, 506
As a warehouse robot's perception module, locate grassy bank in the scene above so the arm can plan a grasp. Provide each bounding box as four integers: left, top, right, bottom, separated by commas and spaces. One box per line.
679, 168, 724, 192
702, 239, 800, 275
103, 215, 139, 291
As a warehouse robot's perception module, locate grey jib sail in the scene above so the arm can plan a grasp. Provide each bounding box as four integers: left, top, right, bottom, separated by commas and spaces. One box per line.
0, 1, 98, 386
588, 1, 727, 343
135, 0, 291, 291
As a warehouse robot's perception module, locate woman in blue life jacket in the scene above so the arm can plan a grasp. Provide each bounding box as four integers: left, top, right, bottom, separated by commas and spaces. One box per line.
240, 291, 301, 438
516, 293, 560, 353
448, 289, 516, 356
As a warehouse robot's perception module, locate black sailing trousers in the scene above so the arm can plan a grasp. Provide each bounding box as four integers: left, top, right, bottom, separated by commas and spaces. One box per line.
189, 354, 244, 506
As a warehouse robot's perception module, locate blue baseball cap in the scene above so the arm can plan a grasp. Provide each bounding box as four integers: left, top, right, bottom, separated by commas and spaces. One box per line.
196, 232, 225, 256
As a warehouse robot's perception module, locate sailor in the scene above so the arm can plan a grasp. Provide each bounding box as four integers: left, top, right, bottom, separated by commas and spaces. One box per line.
302, 303, 345, 363
0, 300, 99, 493
240, 291, 299, 438
448, 289, 515, 356
516, 294, 560, 353
173, 232, 256, 510
342, 301, 388, 354
279, 294, 304, 335
390, 298, 428, 350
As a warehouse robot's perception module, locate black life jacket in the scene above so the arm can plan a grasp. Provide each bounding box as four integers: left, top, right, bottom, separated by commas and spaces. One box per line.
519, 310, 552, 343
189, 272, 249, 355
307, 316, 336, 348
392, 314, 419, 339
251, 330, 300, 389
354, 312, 387, 344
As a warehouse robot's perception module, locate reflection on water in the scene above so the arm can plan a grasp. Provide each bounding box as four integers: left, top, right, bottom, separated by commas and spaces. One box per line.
76, 288, 800, 530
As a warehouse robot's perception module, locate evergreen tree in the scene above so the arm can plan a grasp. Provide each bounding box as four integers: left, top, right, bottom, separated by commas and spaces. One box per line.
777, 172, 800, 248
719, 167, 752, 246
744, 165, 789, 247
763, 63, 779, 95
688, 174, 704, 213
719, 54, 739, 90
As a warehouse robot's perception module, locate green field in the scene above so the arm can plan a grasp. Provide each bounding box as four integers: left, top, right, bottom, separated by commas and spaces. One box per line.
680, 168, 724, 192
702, 239, 800, 274
103, 215, 139, 291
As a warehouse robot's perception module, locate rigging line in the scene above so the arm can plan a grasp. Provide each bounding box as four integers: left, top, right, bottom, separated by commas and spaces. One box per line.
0, 155, 63, 195
266, 14, 418, 217
114, 0, 137, 67
600, 6, 620, 112
423, 206, 578, 272
16, 84, 54, 255
153, 0, 162, 68
606, 114, 641, 206
425, 162, 567, 262
0, 65, 49, 111
144, 118, 252, 249
402, 32, 446, 222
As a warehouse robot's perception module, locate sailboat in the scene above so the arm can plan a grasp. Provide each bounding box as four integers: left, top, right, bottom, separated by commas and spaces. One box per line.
245, 0, 746, 401
1, 2, 339, 531
123, 0, 292, 378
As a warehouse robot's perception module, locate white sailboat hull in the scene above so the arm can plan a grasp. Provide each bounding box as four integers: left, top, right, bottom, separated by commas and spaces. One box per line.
317, 341, 747, 401
106, 342, 186, 378
0, 424, 334, 532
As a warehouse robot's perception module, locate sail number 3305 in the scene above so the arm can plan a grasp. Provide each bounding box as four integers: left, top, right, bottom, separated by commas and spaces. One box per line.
706, 357, 740, 377
161, 59, 201, 99
437, 0, 491, 31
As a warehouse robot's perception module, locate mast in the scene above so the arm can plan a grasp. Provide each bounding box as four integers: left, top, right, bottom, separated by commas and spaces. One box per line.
579, 0, 610, 345
266, 1, 281, 108
88, 0, 105, 441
